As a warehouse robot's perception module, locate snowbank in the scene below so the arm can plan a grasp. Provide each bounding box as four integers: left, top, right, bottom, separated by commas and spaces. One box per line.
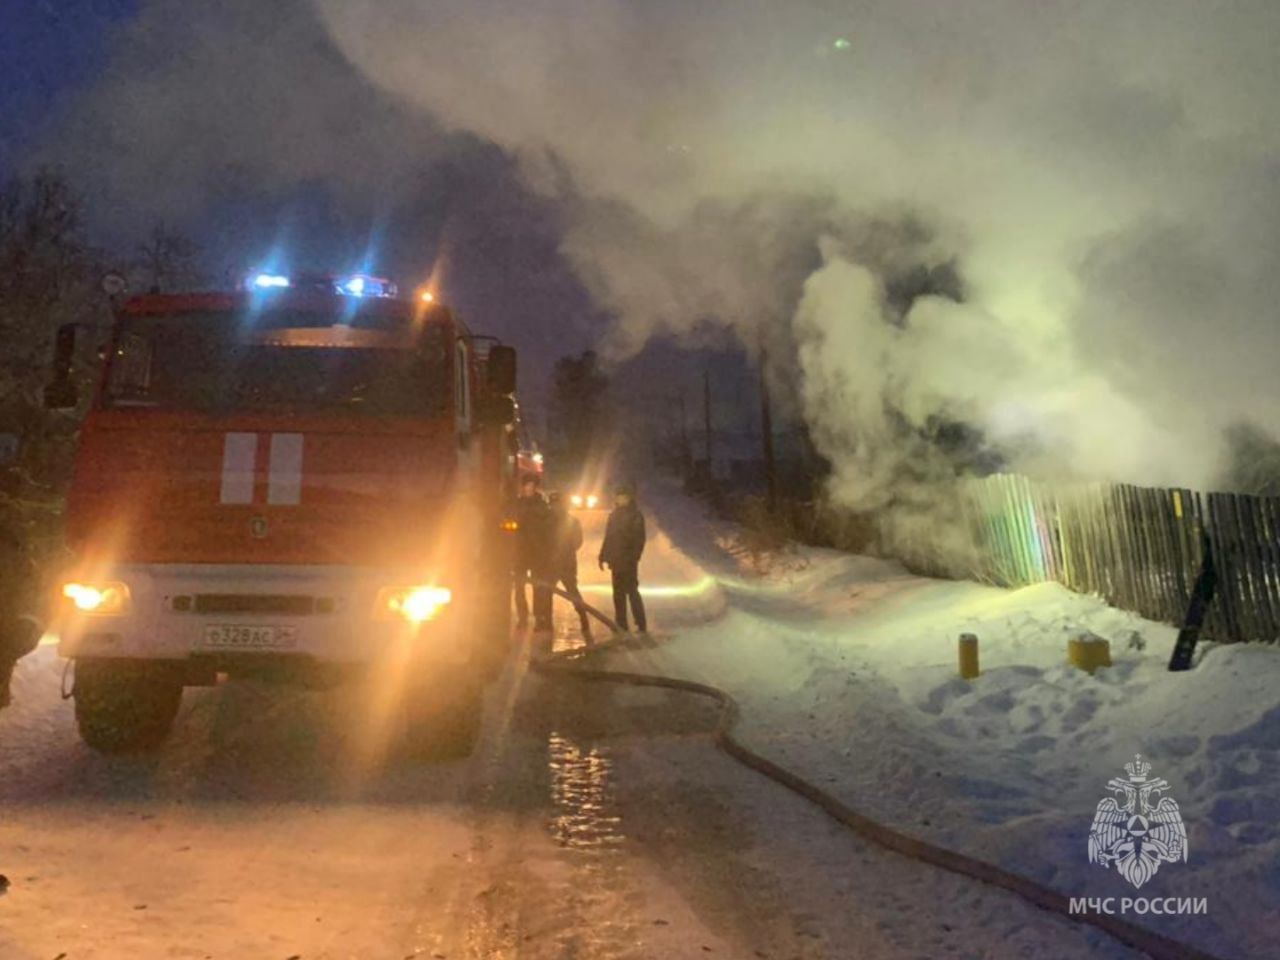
617, 484, 1280, 960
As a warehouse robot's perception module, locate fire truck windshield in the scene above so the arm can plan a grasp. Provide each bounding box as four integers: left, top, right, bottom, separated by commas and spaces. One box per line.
104, 311, 451, 416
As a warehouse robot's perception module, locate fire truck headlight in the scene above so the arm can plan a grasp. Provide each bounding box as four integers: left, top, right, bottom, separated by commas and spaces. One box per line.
376, 586, 452, 624
570, 494, 584, 508
61, 581, 131, 616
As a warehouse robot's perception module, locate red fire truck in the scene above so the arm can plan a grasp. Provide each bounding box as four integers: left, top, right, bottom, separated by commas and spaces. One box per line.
45, 273, 518, 757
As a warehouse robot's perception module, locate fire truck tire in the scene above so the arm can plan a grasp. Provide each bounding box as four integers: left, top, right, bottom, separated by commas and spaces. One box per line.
73, 659, 183, 753
402, 677, 483, 761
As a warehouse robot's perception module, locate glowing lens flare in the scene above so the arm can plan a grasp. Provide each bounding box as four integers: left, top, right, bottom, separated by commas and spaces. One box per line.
377, 585, 452, 623
61, 581, 130, 615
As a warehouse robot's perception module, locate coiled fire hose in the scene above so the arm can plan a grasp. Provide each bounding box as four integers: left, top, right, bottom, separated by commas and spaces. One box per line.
528, 582, 1227, 960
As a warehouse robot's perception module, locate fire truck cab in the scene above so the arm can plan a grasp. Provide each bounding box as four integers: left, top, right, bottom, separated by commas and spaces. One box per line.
46, 273, 518, 758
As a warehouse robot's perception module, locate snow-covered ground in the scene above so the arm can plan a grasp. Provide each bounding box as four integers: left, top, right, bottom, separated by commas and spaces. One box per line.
609, 481, 1280, 960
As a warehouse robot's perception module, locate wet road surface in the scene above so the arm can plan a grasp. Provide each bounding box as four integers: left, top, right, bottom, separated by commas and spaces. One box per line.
0, 633, 790, 959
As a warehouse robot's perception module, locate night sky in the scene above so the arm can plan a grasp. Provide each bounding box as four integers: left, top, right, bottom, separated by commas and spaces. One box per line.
0, 1, 137, 171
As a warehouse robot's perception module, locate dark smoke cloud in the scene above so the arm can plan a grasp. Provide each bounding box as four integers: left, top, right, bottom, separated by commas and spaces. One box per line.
37, 2, 452, 231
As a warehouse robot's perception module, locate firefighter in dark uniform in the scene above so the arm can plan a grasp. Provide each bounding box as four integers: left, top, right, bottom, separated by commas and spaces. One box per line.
512, 476, 542, 632
547, 491, 592, 642
513, 474, 554, 631
598, 482, 647, 634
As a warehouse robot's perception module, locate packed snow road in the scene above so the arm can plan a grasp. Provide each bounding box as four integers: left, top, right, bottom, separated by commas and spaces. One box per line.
1, 510, 1138, 959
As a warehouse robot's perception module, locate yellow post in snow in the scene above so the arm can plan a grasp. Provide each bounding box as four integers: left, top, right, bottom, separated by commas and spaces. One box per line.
1068, 634, 1113, 674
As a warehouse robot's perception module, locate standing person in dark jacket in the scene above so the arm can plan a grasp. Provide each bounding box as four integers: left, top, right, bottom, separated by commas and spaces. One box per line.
598, 482, 647, 634
0, 615, 41, 709
513, 474, 551, 629
0, 522, 42, 709
547, 491, 592, 642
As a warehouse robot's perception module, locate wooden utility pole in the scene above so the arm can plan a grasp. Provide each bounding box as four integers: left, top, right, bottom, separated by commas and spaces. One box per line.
759, 344, 778, 511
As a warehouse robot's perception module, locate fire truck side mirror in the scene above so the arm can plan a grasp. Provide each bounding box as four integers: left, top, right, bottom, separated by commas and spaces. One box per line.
487, 345, 517, 395
43, 323, 79, 410
477, 395, 516, 427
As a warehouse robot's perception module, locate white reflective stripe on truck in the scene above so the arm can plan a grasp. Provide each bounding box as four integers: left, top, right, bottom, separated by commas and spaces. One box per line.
220, 432, 257, 504
267, 433, 304, 505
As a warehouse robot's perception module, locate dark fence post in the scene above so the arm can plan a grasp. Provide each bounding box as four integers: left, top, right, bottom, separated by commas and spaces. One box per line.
1169, 532, 1217, 671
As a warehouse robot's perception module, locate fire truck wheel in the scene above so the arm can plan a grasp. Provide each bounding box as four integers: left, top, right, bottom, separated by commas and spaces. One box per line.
73, 659, 183, 753
402, 677, 483, 762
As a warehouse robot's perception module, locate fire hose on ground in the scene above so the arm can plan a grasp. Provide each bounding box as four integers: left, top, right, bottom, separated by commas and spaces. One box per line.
527, 582, 1227, 960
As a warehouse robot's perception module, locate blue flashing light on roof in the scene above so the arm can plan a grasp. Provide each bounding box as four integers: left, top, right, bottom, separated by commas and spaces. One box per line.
338, 274, 397, 298
242, 272, 398, 297
252, 273, 290, 289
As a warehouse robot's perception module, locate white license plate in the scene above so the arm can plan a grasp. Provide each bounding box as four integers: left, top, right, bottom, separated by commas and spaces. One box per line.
202, 624, 298, 650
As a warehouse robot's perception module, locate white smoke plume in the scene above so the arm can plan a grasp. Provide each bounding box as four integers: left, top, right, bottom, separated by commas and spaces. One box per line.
309, 0, 1280, 502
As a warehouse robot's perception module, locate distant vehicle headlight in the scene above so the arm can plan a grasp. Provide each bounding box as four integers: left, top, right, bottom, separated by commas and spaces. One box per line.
61, 581, 131, 616
570, 494, 584, 508
586, 494, 600, 509
376, 585, 452, 623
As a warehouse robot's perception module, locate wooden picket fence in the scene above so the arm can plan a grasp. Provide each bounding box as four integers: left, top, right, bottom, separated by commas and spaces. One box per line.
957, 475, 1280, 644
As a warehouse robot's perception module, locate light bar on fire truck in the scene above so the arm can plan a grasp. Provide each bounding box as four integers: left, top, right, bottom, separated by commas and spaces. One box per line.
245, 273, 399, 298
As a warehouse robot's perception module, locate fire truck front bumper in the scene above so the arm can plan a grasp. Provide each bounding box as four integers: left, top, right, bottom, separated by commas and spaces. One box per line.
55, 564, 476, 669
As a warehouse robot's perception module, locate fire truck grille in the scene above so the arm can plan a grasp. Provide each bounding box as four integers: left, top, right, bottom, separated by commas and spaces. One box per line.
188, 594, 328, 616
